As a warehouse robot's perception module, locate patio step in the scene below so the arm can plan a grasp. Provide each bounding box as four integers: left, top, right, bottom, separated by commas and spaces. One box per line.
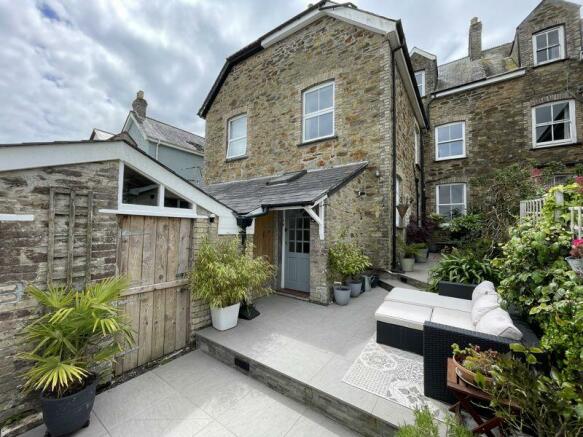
195, 334, 398, 437
379, 272, 429, 291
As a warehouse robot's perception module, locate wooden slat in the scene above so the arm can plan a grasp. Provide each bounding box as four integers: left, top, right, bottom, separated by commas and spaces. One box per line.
118, 216, 131, 276
137, 291, 154, 366
175, 287, 188, 349
177, 219, 191, 277
123, 294, 140, 372
47, 188, 56, 285
155, 218, 169, 283
66, 191, 76, 286
114, 297, 128, 376
163, 287, 177, 355
151, 289, 166, 360
127, 215, 145, 286
84, 192, 93, 285
166, 218, 180, 281
141, 216, 157, 286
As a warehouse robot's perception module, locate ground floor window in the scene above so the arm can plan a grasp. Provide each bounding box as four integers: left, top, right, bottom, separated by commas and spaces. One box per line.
436, 183, 466, 219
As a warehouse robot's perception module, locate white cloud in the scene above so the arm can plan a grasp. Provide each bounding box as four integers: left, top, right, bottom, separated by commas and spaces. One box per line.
0, 0, 564, 144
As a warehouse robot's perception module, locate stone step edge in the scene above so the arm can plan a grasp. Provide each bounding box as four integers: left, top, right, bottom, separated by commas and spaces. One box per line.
379, 273, 429, 291
195, 334, 398, 437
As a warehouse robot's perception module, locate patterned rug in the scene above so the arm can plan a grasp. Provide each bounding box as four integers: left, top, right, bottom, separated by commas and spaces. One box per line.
342, 337, 448, 420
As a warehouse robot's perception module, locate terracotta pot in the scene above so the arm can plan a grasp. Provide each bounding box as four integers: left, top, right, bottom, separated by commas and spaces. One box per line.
453, 355, 492, 388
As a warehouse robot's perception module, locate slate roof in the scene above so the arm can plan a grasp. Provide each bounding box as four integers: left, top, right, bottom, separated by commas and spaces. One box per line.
132, 111, 205, 154
436, 43, 518, 91
204, 162, 368, 215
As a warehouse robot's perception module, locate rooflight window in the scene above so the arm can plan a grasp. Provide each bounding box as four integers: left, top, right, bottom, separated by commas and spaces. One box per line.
303, 82, 335, 142
122, 166, 159, 206
227, 114, 247, 159
533, 26, 564, 66
164, 189, 192, 209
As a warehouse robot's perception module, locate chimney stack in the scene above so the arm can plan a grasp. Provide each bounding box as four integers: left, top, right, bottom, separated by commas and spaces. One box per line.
469, 17, 482, 60
132, 90, 147, 120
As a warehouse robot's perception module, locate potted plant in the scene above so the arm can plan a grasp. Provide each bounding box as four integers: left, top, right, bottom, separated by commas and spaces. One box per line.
328, 241, 372, 300
20, 277, 133, 437
190, 239, 275, 330
451, 343, 498, 388
400, 243, 420, 272
406, 216, 438, 262
566, 238, 583, 275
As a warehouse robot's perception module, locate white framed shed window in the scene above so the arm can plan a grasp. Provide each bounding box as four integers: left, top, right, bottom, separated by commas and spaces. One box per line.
532, 100, 576, 148
414, 70, 425, 97
435, 122, 465, 160
436, 183, 466, 219
302, 82, 335, 142
414, 123, 421, 165
533, 26, 565, 66
227, 114, 247, 159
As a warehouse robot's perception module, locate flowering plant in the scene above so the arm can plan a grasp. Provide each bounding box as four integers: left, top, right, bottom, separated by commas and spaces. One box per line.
570, 239, 583, 259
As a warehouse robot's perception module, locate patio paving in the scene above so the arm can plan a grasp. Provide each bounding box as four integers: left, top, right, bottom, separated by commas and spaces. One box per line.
21, 351, 357, 437
196, 288, 432, 433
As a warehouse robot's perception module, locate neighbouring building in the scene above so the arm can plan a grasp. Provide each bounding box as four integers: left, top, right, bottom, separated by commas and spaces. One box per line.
411, 0, 583, 218
199, 1, 427, 303
92, 91, 206, 185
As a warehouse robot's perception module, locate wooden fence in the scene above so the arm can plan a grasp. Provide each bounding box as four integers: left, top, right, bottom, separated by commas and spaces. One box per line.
570, 207, 583, 239
519, 197, 545, 220
115, 215, 193, 375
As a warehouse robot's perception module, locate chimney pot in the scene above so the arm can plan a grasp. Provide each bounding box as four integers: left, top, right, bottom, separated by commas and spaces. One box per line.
469, 17, 482, 61
132, 90, 147, 120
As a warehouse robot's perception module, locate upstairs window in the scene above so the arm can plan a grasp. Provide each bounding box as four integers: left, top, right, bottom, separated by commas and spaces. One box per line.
533, 26, 564, 66
435, 122, 465, 160
303, 82, 335, 142
227, 114, 247, 159
414, 124, 421, 165
414, 70, 425, 97
532, 100, 575, 148
436, 183, 466, 219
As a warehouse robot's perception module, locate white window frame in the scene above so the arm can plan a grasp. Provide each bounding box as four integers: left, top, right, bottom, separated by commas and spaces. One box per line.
227, 114, 247, 159
414, 123, 421, 165
414, 70, 425, 97
531, 100, 576, 148
532, 26, 565, 66
302, 81, 335, 143
434, 121, 466, 161
395, 175, 402, 227
436, 183, 467, 219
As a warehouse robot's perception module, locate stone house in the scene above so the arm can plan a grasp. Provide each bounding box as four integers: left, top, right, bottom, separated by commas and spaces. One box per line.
198, 1, 427, 303
411, 0, 583, 217
92, 91, 206, 185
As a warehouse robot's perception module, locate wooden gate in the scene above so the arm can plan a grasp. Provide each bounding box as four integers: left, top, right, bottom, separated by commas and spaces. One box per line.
115, 215, 193, 375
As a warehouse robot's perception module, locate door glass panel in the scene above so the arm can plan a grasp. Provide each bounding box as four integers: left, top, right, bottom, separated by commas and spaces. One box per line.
303, 242, 310, 253
289, 241, 295, 252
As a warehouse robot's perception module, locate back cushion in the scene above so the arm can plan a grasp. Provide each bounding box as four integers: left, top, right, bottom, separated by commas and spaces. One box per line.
472, 280, 496, 302
471, 294, 500, 324
476, 308, 523, 340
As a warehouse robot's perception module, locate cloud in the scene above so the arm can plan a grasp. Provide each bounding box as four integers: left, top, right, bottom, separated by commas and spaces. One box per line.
0, 0, 561, 144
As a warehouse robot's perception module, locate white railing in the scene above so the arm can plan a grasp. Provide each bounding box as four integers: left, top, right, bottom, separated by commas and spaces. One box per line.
520, 198, 545, 220
570, 207, 583, 239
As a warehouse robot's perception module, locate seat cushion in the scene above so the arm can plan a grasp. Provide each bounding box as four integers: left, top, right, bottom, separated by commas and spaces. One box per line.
430, 307, 475, 331
476, 308, 523, 340
471, 294, 500, 324
375, 301, 433, 331
471, 281, 497, 302
385, 288, 472, 313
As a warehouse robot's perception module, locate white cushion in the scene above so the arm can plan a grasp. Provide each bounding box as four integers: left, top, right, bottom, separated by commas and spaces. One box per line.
476, 308, 523, 340
375, 301, 432, 331
471, 294, 500, 324
385, 288, 472, 313
471, 281, 497, 302
430, 307, 475, 331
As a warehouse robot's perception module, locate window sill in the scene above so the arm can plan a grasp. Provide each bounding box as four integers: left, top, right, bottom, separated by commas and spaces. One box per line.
434, 155, 467, 162
531, 141, 580, 150
298, 135, 338, 147
532, 57, 567, 69
225, 155, 248, 162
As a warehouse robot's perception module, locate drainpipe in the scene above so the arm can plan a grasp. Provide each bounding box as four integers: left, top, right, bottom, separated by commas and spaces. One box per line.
391, 42, 403, 271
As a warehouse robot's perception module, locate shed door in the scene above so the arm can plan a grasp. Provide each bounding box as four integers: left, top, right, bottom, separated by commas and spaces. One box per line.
284, 210, 310, 292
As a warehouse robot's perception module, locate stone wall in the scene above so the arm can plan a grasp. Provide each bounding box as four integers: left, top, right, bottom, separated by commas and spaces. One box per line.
0, 161, 119, 424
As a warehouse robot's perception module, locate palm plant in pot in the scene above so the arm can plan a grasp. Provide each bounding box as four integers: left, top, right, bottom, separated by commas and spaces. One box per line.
190, 239, 275, 331
328, 241, 371, 301
20, 277, 133, 437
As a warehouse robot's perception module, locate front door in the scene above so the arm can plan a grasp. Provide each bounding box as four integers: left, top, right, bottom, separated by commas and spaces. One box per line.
284, 210, 310, 292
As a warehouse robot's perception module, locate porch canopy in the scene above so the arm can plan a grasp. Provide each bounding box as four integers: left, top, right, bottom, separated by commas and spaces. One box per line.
205, 162, 368, 239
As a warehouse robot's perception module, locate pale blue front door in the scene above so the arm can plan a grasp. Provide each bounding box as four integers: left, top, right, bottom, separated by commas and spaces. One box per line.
284, 210, 310, 292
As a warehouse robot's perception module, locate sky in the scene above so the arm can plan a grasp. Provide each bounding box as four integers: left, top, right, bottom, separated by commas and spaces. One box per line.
0, 0, 573, 143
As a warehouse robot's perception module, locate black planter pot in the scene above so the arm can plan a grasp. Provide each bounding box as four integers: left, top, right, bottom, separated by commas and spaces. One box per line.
40, 375, 97, 437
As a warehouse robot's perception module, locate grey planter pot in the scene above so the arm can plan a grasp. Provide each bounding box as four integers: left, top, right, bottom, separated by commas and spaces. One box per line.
347, 279, 362, 297
566, 256, 583, 275
333, 285, 351, 305
415, 247, 429, 263
401, 257, 415, 272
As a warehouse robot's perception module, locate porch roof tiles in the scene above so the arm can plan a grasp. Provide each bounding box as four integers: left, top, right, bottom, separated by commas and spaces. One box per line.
204, 161, 368, 215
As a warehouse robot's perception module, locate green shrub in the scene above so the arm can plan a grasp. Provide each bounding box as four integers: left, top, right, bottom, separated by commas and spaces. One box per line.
20, 277, 134, 398
429, 249, 500, 291
328, 241, 371, 282
396, 406, 472, 437
190, 239, 275, 308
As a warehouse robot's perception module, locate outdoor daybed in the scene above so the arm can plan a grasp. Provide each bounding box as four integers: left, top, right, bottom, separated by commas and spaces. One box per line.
375, 281, 539, 403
